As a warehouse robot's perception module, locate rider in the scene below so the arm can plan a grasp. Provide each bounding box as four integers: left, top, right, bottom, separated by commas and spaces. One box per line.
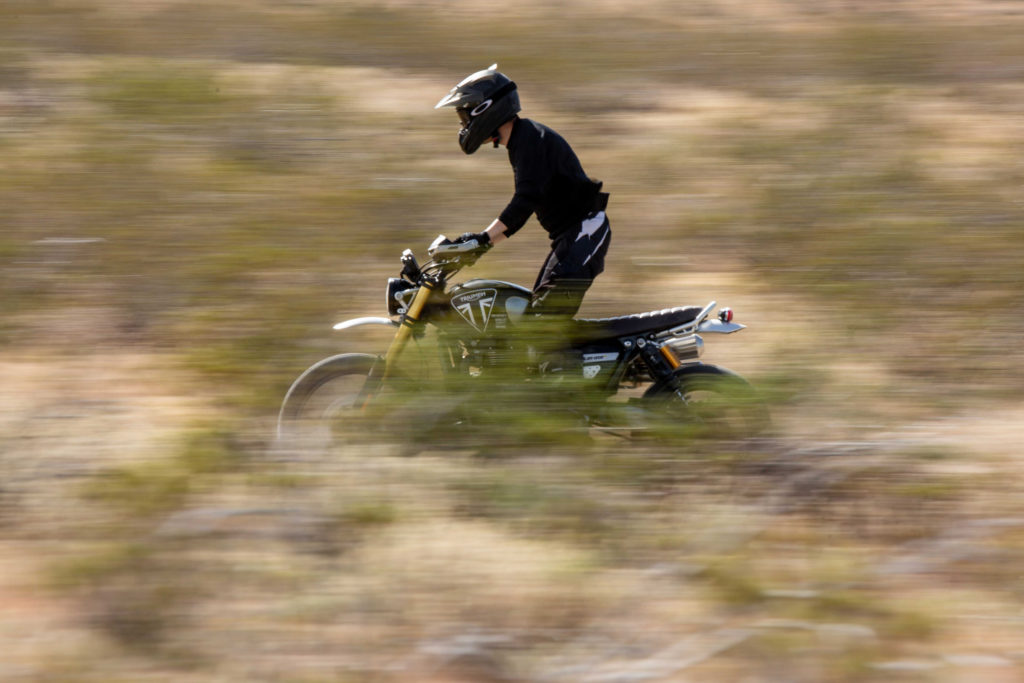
435, 64, 611, 324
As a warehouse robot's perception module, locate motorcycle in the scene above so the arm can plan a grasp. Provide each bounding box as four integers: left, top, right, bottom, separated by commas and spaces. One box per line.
277, 235, 767, 447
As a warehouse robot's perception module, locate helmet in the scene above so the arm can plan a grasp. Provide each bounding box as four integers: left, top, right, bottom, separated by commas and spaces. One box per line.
435, 64, 520, 155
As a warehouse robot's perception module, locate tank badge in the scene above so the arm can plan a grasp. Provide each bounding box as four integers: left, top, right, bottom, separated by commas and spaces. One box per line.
452, 288, 497, 331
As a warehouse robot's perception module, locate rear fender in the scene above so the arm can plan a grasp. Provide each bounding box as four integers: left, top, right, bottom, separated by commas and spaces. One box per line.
697, 319, 746, 334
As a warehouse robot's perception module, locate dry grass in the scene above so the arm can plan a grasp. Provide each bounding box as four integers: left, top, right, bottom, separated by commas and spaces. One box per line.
3, 1, 1024, 680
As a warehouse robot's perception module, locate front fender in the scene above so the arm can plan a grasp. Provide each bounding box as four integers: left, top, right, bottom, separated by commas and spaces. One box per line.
332, 316, 399, 332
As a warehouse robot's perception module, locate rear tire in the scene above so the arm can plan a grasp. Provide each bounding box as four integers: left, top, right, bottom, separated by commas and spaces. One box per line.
642, 364, 769, 439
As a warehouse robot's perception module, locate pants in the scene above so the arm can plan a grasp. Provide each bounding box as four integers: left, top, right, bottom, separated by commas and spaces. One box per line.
531, 211, 611, 319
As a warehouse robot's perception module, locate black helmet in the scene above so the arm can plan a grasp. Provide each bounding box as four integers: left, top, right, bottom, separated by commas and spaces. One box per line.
435, 64, 520, 155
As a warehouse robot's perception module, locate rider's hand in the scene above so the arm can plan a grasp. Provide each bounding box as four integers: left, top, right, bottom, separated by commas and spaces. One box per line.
455, 231, 492, 266
456, 231, 491, 248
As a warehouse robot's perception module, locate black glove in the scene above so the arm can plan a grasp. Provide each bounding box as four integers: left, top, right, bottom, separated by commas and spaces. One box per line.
456, 231, 491, 248
455, 231, 492, 265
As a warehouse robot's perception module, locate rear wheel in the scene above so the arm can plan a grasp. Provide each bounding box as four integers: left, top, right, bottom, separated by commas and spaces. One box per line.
641, 364, 769, 439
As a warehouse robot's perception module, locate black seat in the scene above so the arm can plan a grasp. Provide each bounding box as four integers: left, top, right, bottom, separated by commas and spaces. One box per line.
570, 306, 704, 343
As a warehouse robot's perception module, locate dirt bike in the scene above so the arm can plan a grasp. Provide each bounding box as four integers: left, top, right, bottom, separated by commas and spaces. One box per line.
277, 235, 767, 447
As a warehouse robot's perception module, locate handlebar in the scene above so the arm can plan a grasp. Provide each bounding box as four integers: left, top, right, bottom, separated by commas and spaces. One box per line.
396, 235, 475, 285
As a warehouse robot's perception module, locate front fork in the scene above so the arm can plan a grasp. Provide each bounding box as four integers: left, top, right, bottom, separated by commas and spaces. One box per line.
358, 279, 438, 406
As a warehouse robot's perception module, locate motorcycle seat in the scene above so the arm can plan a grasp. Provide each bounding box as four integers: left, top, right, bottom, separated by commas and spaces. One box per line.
571, 306, 705, 342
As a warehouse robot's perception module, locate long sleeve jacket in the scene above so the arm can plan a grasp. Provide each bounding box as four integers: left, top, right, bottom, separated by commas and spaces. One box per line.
498, 118, 605, 242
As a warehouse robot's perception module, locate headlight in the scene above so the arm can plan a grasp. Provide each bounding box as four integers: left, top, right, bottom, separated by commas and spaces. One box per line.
386, 278, 418, 317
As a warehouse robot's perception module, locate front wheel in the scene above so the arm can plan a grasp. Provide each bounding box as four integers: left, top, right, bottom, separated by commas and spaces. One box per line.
277, 353, 379, 445
641, 364, 769, 439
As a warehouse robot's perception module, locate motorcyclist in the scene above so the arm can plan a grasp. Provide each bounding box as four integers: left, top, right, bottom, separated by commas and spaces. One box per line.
435, 64, 611, 323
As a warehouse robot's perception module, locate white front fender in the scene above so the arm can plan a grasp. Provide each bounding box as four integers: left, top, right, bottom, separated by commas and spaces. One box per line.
332, 317, 398, 331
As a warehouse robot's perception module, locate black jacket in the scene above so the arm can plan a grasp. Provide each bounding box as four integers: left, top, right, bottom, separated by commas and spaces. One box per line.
498, 118, 604, 241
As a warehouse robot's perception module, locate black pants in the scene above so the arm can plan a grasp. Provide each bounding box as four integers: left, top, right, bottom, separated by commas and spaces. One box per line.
531, 211, 611, 319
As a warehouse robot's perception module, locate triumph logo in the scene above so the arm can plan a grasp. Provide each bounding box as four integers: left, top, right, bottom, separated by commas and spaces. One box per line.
453, 289, 497, 331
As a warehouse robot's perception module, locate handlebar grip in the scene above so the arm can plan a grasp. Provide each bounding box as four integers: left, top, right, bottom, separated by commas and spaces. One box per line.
430, 239, 480, 256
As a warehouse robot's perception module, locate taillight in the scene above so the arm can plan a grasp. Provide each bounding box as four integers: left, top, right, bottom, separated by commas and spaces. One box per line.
718, 308, 734, 323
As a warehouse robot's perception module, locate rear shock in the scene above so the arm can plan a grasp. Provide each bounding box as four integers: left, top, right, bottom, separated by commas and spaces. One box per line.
636, 337, 684, 393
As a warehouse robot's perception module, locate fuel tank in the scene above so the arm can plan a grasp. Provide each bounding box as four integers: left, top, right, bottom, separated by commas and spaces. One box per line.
447, 279, 532, 334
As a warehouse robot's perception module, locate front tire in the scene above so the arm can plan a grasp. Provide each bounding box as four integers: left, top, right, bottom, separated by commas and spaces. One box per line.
277, 353, 379, 445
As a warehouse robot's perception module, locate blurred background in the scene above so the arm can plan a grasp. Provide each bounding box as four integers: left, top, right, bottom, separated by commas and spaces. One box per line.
2, 1, 1023, 680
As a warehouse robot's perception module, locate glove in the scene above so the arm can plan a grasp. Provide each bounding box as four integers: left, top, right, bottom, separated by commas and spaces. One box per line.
456, 231, 491, 248
455, 231, 492, 266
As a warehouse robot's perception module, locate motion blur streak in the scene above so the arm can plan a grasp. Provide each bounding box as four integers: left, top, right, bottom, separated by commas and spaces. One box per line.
2, 1, 1024, 680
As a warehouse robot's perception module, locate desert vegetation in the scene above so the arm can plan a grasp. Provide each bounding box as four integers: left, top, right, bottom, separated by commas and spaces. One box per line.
2, 1, 1024, 680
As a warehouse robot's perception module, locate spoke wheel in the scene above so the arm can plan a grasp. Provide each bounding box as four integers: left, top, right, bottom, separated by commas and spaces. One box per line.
277, 353, 378, 447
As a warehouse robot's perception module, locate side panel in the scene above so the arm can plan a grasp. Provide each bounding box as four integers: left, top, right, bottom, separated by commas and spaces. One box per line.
579, 342, 624, 388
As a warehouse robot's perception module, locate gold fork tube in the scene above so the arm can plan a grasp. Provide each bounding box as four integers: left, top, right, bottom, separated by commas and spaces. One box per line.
382, 280, 436, 379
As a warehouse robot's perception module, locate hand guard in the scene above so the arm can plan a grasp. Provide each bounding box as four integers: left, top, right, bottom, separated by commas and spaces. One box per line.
455, 231, 492, 266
